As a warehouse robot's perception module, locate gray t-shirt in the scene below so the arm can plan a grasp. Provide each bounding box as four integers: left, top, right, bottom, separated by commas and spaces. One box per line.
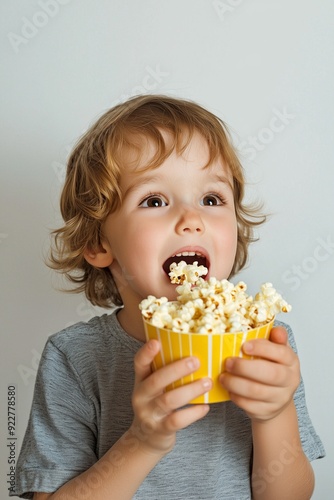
12, 311, 325, 499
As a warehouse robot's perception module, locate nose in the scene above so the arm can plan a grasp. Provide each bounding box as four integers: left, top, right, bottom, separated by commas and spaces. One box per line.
175, 209, 205, 235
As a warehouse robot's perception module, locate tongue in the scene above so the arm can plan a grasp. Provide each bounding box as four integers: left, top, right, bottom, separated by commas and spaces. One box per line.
162, 255, 207, 276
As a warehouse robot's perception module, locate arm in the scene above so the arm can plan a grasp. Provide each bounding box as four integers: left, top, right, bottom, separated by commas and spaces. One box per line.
220, 327, 315, 500
33, 340, 211, 500
251, 400, 314, 499
33, 429, 167, 500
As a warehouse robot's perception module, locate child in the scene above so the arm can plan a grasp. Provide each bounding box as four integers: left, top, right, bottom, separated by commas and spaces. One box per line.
13, 95, 325, 499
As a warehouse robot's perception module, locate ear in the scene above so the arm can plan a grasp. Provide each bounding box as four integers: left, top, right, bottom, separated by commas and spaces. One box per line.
83, 240, 113, 268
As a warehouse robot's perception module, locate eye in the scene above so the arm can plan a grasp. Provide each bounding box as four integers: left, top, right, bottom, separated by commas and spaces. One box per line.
139, 195, 168, 208
200, 194, 226, 206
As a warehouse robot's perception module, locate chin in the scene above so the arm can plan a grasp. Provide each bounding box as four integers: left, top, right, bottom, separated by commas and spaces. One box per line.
165, 288, 179, 301
156, 281, 179, 301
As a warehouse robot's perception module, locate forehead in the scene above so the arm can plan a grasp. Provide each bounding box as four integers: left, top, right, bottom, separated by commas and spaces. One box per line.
119, 128, 232, 180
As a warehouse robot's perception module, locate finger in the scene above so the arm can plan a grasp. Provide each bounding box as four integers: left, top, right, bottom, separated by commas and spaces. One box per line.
269, 326, 288, 345
164, 403, 210, 432
133, 339, 161, 385
224, 357, 288, 387
242, 338, 296, 365
220, 372, 278, 402
140, 356, 201, 399
226, 393, 276, 420
156, 377, 213, 414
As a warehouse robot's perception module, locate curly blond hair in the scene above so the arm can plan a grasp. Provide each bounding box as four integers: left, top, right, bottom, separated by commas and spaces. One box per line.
49, 94, 266, 307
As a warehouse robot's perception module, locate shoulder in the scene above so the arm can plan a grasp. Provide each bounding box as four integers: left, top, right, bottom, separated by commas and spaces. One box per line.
44, 313, 110, 367
46, 309, 142, 359
48, 311, 117, 351
42, 308, 142, 373
35, 309, 139, 399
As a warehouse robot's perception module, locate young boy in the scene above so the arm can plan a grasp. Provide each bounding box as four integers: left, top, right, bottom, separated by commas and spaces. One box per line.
13, 95, 324, 499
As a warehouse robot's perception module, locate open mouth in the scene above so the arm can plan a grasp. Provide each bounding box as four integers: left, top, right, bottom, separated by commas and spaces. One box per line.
162, 250, 210, 278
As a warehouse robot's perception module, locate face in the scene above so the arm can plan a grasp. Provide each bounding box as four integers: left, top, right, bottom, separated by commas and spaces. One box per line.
101, 131, 238, 330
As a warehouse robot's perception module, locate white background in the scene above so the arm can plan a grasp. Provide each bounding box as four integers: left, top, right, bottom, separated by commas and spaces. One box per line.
1, 1, 333, 498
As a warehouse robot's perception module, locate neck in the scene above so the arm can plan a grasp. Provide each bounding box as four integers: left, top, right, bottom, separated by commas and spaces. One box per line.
116, 305, 146, 342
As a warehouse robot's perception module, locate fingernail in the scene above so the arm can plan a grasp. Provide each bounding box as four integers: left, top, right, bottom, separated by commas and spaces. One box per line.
187, 357, 199, 370
202, 378, 212, 390
147, 340, 157, 351
243, 341, 253, 353
225, 358, 233, 371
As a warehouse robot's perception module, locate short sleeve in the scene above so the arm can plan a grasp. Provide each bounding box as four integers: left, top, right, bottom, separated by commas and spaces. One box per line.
11, 339, 98, 499
275, 320, 326, 462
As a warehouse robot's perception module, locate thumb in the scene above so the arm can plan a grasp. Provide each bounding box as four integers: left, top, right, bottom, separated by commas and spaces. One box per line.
133, 339, 160, 385
269, 326, 288, 346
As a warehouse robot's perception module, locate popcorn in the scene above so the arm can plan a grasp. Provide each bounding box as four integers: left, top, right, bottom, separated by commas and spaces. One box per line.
169, 260, 208, 284
139, 261, 291, 334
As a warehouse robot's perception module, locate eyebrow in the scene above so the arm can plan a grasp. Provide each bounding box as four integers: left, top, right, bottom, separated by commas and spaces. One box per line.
123, 171, 233, 199
210, 173, 234, 191
122, 174, 161, 199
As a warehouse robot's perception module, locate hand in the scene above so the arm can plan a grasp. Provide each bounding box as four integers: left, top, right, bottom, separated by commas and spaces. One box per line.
219, 327, 300, 422
130, 339, 212, 455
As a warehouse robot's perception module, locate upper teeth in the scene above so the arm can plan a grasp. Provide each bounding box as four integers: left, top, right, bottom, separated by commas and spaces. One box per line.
173, 251, 205, 257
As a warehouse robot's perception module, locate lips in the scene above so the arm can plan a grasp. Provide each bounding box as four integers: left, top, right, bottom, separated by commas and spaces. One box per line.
162, 247, 210, 277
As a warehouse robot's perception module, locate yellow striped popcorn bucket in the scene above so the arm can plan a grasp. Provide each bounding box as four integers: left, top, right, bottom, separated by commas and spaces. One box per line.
143, 319, 274, 404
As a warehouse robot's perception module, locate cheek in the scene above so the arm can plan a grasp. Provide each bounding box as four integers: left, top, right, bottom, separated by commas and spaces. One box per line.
216, 215, 238, 247
132, 223, 159, 246
230, 221, 238, 251
219, 220, 238, 269
121, 223, 161, 264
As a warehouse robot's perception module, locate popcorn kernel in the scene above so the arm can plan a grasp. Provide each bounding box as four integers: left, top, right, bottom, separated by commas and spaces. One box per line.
140, 262, 291, 334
